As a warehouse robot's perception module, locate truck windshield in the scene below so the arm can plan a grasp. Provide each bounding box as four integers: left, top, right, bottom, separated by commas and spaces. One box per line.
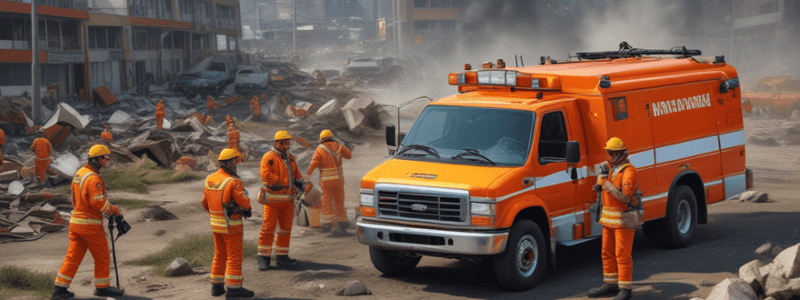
399, 106, 535, 166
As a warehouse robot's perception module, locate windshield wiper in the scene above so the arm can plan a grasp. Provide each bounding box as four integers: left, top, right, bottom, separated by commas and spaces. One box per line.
451, 149, 496, 165
397, 144, 441, 158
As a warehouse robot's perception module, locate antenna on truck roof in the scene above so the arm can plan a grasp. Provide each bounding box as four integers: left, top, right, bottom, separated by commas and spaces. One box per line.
574, 41, 702, 60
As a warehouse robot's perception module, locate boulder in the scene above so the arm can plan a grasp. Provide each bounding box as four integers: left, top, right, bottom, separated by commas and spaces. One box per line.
139, 205, 179, 222
165, 257, 193, 277
764, 274, 792, 300
747, 132, 780, 146
757, 243, 775, 256
739, 259, 766, 292
336, 280, 371, 296
298, 281, 324, 296
772, 244, 800, 279
738, 191, 769, 203
706, 278, 758, 300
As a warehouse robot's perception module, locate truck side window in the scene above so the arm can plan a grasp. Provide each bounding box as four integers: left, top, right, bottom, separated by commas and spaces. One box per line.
538, 111, 568, 163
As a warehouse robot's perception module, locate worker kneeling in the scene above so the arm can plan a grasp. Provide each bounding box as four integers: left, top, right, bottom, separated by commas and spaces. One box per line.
51, 145, 130, 299
257, 130, 311, 271
203, 149, 254, 299
588, 137, 639, 300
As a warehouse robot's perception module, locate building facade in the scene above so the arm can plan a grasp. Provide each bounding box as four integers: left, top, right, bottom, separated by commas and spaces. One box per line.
0, 0, 241, 100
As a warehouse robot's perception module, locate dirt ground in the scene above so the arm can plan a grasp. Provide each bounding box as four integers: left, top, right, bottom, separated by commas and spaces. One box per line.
3, 116, 800, 300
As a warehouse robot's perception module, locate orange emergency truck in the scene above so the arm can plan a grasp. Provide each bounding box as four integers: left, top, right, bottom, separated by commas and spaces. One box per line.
356, 44, 753, 291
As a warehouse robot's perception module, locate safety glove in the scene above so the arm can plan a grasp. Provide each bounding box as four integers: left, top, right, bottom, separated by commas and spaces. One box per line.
114, 215, 132, 237
241, 209, 252, 219
293, 179, 307, 193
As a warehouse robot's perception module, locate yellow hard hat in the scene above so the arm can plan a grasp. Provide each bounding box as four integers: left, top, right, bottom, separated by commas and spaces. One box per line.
604, 137, 626, 151
218, 148, 241, 161
88, 144, 111, 158
320, 129, 333, 141
274, 130, 292, 141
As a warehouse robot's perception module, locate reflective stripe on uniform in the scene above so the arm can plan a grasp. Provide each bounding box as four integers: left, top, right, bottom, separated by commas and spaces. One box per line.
69, 216, 103, 225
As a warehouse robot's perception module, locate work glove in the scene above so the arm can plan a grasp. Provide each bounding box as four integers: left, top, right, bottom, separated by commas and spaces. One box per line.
599, 165, 610, 177
592, 184, 602, 192
293, 179, 307, 193
114, 215, 132, 237
267, 184, 285, 191
241, 209, 252, 219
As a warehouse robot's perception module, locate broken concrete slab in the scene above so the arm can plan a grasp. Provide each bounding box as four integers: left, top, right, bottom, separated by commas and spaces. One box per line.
43, 124, 72, 148
93, 85, 119, 106
706, 278, 758, 300
10, 222, 34, 235
0, 170, 19, 182
50, 153, 80, 179
165, 257, 193, 277
43, 102, 90, 130
107, 110, 133, 125
172, 116, 209, 133
315, 99, 340, 116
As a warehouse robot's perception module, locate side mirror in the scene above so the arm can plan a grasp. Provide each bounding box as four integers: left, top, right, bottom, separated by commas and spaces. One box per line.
385, 125, 396, 146
565, 141, 580, 164
720, 78, 740, 94
398, 132, 406, 144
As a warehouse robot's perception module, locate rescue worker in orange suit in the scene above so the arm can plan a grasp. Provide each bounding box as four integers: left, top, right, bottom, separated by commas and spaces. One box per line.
0, 128, 5, 165
305, 130, 352, 236
588, 137, 639, 300
250, 96, 262, 121
51, 145, 130, 299
207, 95, 220, 111
257, 130, 311, 271
31, 128, 52, 183
101, 123, 113, 143
155, 99, 166, 131
226, 115, 233, 127
227, 122, 240, 152
202, 149, 255, 299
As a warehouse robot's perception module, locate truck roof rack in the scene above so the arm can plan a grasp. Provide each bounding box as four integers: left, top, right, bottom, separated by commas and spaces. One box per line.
573, 41, 701, 60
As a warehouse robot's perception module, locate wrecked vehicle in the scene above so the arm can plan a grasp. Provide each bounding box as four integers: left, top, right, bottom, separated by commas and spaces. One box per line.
342, 56, 408, 84
175, 55, 238, 98
742, 76, 800, 116
234, 65, 270, 94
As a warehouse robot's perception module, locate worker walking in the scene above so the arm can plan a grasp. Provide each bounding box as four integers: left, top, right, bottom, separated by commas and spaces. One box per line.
155, 99, 166, 131
0, 127, 5, 165
51, 145, 130, 299
31, 129, 52, 183
250, 96, 262, 121
227, 122, 240, 152
257, 130, 310, 271
588, 137, 639, 300
202, 149, 254, 299
305, 130, 352, 236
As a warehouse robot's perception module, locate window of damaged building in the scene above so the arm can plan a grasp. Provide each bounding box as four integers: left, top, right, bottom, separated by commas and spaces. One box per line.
215, 4, 237, 29
0, 17, 80, 51
130, 0, 174, 20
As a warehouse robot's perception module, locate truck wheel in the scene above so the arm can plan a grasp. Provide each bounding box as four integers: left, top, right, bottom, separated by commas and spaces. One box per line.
657, 185, 697, 248
369, 247, 421, 276
493, 220, 547, 291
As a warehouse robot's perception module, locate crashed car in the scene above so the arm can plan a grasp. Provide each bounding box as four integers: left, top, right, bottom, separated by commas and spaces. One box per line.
175, 55, 238, 98
234, 65, 270, 94
342, 56, 408, 84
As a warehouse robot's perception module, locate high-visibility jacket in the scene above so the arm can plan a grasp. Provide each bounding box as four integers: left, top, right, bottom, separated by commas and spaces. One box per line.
598, 160, 639, 229
70, 165, 121, 225
31, 137, 52, 158
260, 148, 302, 201
202, 169, 251, 234
306, 141, 352, 183
227, 130, 240, 150
250, 99, 261, 116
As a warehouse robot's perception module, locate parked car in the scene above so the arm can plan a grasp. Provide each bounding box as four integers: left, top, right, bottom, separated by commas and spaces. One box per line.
175, 55, 238, 98
343, 56, 408, 84
234, 65, 270, 94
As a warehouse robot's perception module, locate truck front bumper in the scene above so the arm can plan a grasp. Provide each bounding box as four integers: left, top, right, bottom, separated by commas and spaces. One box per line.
357, 221, 509, 255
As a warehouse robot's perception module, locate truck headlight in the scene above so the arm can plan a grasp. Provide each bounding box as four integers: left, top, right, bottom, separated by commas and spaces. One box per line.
471, 202, 493, 215
360, 193, 374, 207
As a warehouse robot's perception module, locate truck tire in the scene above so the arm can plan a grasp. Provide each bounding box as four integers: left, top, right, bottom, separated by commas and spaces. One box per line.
657, 185, 698, 248
493, 219, 547, 291
369, 247, 421, 276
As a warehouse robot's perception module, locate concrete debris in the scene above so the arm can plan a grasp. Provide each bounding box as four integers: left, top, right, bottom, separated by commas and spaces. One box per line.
772, 244, 800, 279
50, 153, 80, 179
175, 157, 198, 170
706, 278, 758, 300
43, 102, 91, 130
747, 131, 780, 146
299, 281, 324, 296
165, 257, 194, 277
739, 191, 770, 203
108, 110, 133, 125
739, 259, 766, 292
93, 86, 119, 106
337, 280, 372, 296
316, 99, 340, 116
8, 180, 23, 195
140, 205, 179, 222
0, 170, 19, 182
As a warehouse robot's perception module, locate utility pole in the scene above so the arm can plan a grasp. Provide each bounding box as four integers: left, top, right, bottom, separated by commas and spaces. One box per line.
395, 0, 401, 54
31, 0, 42, 124
730, 0, 735, 65
292, 0, 296, 53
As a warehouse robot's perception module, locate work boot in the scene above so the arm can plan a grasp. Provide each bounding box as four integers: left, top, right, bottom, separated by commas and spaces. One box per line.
225, 287, 255, 299
276, 254, 297, 266
211, 283, 226, 296
320, 223, 332, 233
588, 283, 619, 298
50, 286, 74, 300
257, 255, 270, 271
329, 222, 351, 237
613, 288, 632, 300
94, 286, 124, 297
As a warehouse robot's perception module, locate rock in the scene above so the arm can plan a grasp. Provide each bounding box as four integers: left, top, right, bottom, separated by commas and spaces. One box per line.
739, 259, 766, 292
174, 157, 197, 170
747, 132, 780, 146
764, 274, 792, 300
10, 222, 34, 234
689, 298, 705, 300
764, 297, 776, 300
139, 205, 179, 221
155, 229, 166, 236
165, 257, 193, 277
706, 278, 757, 300
761, 263, 776, 279
8, 180, 24, 195
337, 280, 371, 296
772, 244, 800, 279
738, 191, 768, 203
50, 153, 80, 179
298, 281, 324, 296
757, 243, 775, 256
791, 110, 800, 120
107, 110, 133, 125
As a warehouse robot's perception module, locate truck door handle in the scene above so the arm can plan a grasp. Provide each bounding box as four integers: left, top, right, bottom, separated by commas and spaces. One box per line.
523, 177, 534, 186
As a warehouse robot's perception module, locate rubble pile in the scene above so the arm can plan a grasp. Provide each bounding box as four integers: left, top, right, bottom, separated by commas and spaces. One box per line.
0, 185, 70, 243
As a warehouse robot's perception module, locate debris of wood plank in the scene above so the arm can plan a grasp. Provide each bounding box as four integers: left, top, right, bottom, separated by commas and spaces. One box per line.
93, 85, 119, 106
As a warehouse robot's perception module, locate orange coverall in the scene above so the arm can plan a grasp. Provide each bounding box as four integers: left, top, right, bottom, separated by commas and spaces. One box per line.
101, 128, 113, 142
306, 141, 352, 227
207, 96, 219, 111
258, 148, 302, 257
202, 169, 251, 289
155, 102, 166, 131
0, 128, 5, 165
55, 165, 121, 289
597, 160, 639, 290
227, 126, 240, 151
250, 98, 261, 118
31, 137, 52, 182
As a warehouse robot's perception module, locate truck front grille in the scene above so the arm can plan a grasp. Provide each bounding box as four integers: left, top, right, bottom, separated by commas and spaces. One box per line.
377, 191, 465, 223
